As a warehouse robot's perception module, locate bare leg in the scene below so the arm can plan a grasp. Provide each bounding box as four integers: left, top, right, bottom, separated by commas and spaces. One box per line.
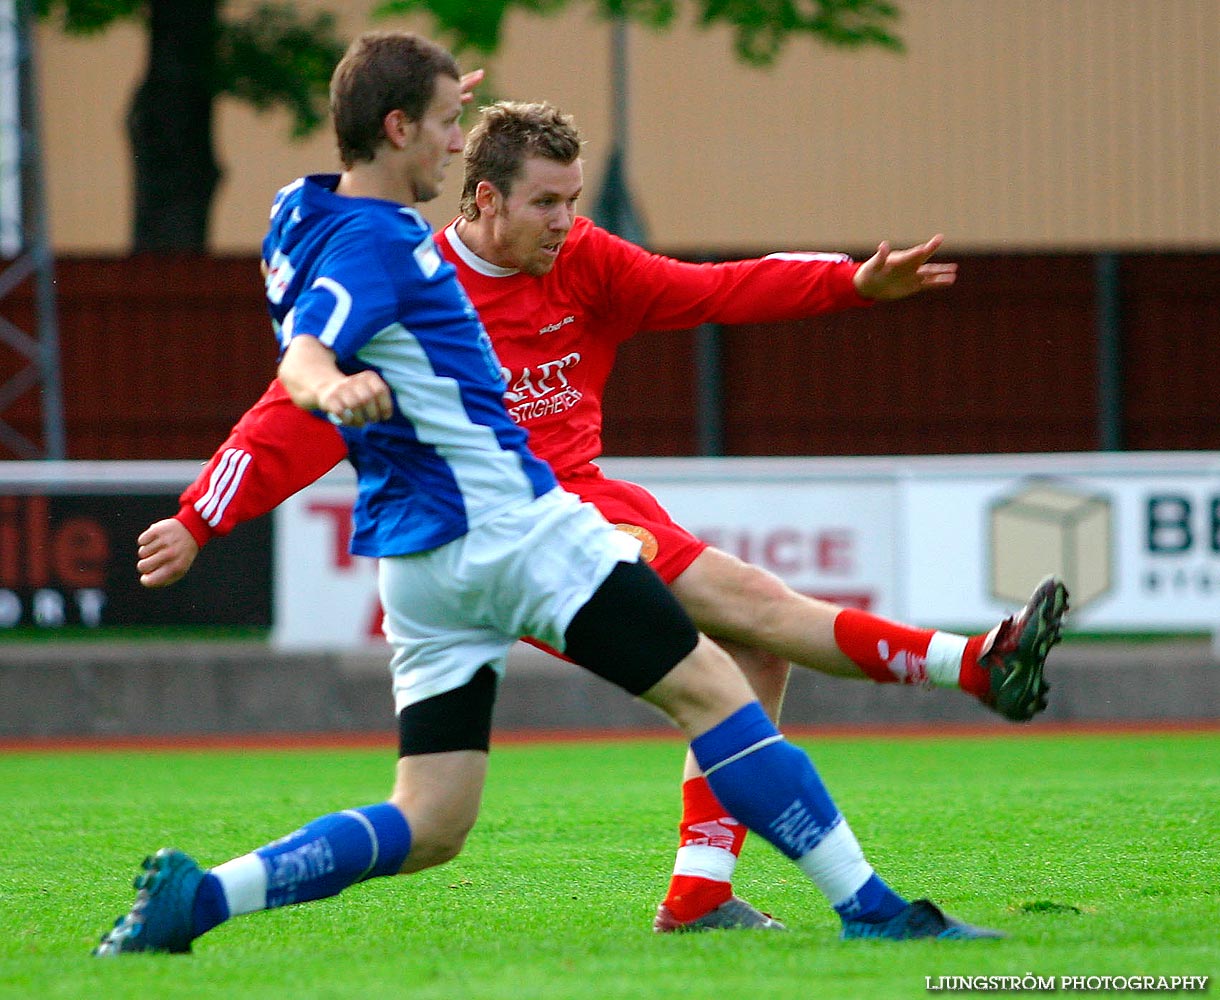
671, 547, 880, 678
390, 750, 489, 873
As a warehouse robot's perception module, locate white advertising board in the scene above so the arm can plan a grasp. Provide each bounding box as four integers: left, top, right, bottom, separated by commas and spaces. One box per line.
272, 453, 1220, 649
602, 457, 900, 615
274, 482, 383, 649
901, 455, 1220, 630
273, 458, 901, 649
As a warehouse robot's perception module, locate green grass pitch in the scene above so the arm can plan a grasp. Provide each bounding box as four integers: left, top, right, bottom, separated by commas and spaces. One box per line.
0, 731, 1215, 999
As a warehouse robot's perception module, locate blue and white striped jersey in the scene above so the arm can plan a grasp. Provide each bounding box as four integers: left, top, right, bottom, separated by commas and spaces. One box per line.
262, 174, 557, 557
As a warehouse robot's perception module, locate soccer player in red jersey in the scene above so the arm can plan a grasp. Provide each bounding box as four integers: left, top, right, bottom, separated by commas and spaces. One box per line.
137, 101, 1067, 933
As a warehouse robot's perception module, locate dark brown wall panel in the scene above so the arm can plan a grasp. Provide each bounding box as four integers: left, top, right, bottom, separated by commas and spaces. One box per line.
605, 255, 1104, 457
602, 330, 699, 457
3, 256, 275, 459
1, 252, 1217, 460
1120, 254, 1220, 451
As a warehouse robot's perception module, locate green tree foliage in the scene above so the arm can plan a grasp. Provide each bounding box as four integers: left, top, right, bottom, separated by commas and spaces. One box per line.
38, 0, 901, 250
374, 0, 903, 62
216, 5, 347, 139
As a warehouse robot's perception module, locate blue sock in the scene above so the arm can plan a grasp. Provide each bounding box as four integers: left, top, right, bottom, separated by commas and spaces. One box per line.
192, 802, 412, 935
258, 802, 412, 908
691, 702, 906, 924
834, 873, 907, 923
191, 873, 229, 937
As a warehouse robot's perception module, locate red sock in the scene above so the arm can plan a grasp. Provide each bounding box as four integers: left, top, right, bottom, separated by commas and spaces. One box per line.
833, 607, 990, 695
661, 777, 746, 922
957, 632, 992, 699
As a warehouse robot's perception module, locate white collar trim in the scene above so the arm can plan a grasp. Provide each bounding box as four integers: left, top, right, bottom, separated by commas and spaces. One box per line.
445, 220, 519, 277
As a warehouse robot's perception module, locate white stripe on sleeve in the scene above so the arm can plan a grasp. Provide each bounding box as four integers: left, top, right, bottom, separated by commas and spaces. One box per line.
195, 448, 252, 527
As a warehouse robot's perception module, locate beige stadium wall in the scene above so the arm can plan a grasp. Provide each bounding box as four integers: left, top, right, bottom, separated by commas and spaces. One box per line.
38, 0, 1220, 255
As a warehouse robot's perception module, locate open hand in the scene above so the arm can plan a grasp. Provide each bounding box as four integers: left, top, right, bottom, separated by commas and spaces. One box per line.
853, 234, 957, 301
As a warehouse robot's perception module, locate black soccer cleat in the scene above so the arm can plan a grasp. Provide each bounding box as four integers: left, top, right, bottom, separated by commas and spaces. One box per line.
978, 575, 1069, 722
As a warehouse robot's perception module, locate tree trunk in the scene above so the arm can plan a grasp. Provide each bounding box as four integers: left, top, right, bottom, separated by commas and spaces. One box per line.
126, 0, 222, 252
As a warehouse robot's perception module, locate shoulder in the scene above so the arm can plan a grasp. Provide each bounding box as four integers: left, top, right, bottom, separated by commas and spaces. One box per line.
327, 206, 439, 275
269, 176, 308, 220
568, 217, 659, 265
565, 216, 609, 255
338, 203, 424, 243
558, 217, 650, 277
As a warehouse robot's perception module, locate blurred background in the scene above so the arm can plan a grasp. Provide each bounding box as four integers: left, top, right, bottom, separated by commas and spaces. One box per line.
6, 0, 1220, 461
32, 0, 1220, 254
0, 0, 1216, 739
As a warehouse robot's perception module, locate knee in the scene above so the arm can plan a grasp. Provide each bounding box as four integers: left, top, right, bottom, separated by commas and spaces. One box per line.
406, 827, 472, 869
742, 566, 798, 621
641, 634, 758, 736
722, 642, 789, 713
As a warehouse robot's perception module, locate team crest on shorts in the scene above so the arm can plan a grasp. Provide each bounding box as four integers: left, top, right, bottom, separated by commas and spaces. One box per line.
614, 523, 659, 562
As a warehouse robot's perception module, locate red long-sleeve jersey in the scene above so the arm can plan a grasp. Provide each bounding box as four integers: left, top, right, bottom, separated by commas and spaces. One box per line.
176, 379, 345, 547
177, 216, 869, 545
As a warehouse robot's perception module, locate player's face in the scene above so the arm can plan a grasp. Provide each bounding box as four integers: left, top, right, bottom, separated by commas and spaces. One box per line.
403, 75, 465, 204
491, 156, 583, 276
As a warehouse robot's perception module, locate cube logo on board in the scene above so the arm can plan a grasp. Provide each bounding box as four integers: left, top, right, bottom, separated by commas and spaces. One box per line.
988, 481, 1113, 611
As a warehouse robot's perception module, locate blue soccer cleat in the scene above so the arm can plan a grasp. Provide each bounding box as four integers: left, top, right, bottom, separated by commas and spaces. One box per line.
979, 575, 1070, 722
841, 898, 1006, 941
93, 848, 205, 956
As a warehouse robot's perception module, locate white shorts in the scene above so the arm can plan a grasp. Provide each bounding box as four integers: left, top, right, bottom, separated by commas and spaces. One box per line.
380, 487, 641, 713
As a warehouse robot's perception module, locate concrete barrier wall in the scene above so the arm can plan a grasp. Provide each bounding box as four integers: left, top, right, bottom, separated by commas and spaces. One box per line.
1, 640, 1215, 741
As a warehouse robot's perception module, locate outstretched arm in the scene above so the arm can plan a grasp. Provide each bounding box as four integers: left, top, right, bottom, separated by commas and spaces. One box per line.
852, 233, 957, 301
590, 225, 958, 334
139, 378, 349, 588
